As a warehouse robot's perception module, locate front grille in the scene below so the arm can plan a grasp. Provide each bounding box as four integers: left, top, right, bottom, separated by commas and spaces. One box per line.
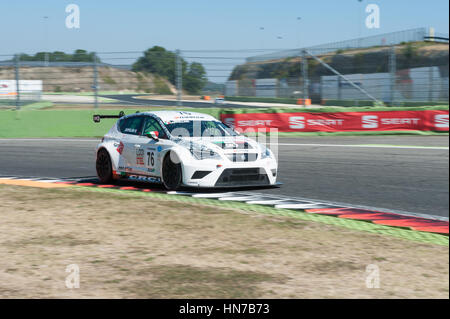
225, 153, 258, 162
216, 141, 253, 150
214, 168, 269, 187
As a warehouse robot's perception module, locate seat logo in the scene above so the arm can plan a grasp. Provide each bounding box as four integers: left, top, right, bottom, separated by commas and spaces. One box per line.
289, 116, 305, 129
362, 115, 378, 129
435, 114, 449, 128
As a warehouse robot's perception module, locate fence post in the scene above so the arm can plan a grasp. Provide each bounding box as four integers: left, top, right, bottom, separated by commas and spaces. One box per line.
176, 49, 182, 106
428, 66, 433, 102
337, 77, 342, 100
301, 50, 309, 106
14, 54, 21, 111
93, 53, 99, 109
388, 45, 396, 106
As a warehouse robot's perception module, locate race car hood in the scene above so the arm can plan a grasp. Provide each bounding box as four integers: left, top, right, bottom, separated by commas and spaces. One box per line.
175, 135, 262, 153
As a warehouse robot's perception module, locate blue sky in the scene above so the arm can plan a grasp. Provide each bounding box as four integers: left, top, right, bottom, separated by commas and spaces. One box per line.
0, 0, 448, 83
0, 0, 448, 55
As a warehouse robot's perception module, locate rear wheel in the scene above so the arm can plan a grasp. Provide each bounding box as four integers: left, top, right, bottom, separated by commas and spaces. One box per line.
162, 152, 182, 190
96, 149, 114, 184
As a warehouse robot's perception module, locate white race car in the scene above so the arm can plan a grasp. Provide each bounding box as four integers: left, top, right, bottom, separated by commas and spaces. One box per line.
93, 110, 278, 190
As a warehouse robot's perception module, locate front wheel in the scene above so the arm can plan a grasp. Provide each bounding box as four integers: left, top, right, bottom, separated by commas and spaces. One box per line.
162, 152, 182, 190
96, 148, 114, 184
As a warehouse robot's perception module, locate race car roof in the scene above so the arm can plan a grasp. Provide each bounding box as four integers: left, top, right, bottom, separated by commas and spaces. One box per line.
146, 111, 218, 123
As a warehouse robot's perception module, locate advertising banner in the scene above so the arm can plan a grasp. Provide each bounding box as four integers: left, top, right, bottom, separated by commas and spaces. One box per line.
0, 80, 43, 97
221, 110, 449, 132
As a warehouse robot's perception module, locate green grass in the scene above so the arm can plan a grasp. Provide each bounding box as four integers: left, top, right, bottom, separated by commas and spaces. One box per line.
225, 96, 299, 104
0, 108, 223, 138
21, 101, 54, 110
43, 91, 150, 96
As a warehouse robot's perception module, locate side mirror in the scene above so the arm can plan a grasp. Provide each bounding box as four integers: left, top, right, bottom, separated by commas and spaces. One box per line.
145, 131, 159, 141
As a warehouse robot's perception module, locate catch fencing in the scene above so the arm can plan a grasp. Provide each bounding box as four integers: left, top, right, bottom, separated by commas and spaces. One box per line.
226, 42, 449, 106
0, 41, 448, 110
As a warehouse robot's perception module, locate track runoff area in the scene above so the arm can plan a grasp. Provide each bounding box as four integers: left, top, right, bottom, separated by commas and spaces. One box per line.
0, 135, 448, 241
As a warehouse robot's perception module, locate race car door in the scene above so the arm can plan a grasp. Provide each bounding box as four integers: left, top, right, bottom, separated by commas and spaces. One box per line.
118, 115, 146, 174
138, 116, 168, 177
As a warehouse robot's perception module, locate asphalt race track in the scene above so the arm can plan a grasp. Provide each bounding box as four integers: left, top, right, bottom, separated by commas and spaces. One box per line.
0, 136, 448, 218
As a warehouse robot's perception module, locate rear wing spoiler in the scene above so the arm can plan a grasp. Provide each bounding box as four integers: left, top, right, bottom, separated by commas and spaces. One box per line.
93, 111, 125, 123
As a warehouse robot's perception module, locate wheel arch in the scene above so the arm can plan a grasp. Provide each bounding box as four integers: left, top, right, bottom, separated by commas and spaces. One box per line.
160, 148, 185, 187
96, 143, 119, 173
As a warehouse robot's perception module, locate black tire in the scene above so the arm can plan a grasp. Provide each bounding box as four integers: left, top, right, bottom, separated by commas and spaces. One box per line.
162, 152, 182, 190
96, 148, 114, 184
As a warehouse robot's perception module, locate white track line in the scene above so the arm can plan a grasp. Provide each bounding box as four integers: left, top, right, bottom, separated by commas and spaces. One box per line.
265, 143, 449, 150
192, 193, 239, 198
0, 138, 99, 142
239, 191, 449, 222
218, 195, 266, 201
0, 139, 447, 150
275, 203, 337, 209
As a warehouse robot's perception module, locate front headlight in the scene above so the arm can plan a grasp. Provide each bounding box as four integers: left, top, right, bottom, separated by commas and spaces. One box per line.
189, 143, 222, 160
261, 145, 273, 159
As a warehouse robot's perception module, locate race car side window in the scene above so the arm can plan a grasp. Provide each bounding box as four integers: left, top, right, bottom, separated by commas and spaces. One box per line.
142, 117, 168, 139
119, 116, 144, 135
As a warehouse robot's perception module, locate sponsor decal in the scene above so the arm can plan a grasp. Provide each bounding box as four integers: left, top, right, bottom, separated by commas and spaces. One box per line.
116, 141, 124, 154
157, 146, 163, 152
136, 148, 144, 165
124, 128, 137, 134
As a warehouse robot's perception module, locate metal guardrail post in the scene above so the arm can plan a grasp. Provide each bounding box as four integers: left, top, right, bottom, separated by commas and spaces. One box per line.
14, 54, 21, 110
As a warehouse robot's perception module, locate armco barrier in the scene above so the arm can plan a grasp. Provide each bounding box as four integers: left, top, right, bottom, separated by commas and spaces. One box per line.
220, 109, 449, 133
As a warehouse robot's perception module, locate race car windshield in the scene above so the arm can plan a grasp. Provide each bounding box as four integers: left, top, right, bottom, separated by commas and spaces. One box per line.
165, 120, 238, 138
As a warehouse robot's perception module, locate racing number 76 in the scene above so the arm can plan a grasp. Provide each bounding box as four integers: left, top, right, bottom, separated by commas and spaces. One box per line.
147, 151, 155, 167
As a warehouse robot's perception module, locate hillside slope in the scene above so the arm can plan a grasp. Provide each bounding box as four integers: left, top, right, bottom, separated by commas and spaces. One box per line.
230, 42, 449, 80
0, 65, 176, 94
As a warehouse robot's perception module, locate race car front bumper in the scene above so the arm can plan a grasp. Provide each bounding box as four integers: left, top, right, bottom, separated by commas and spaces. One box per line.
181, 157, 278, 188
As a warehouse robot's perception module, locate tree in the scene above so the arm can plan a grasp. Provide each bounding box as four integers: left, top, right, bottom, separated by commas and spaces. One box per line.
71, 49, 96, 62
133, 46, 207, 94
133, 46, 186, 85
17, 50, 97, 62
184, 62, 207, 94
